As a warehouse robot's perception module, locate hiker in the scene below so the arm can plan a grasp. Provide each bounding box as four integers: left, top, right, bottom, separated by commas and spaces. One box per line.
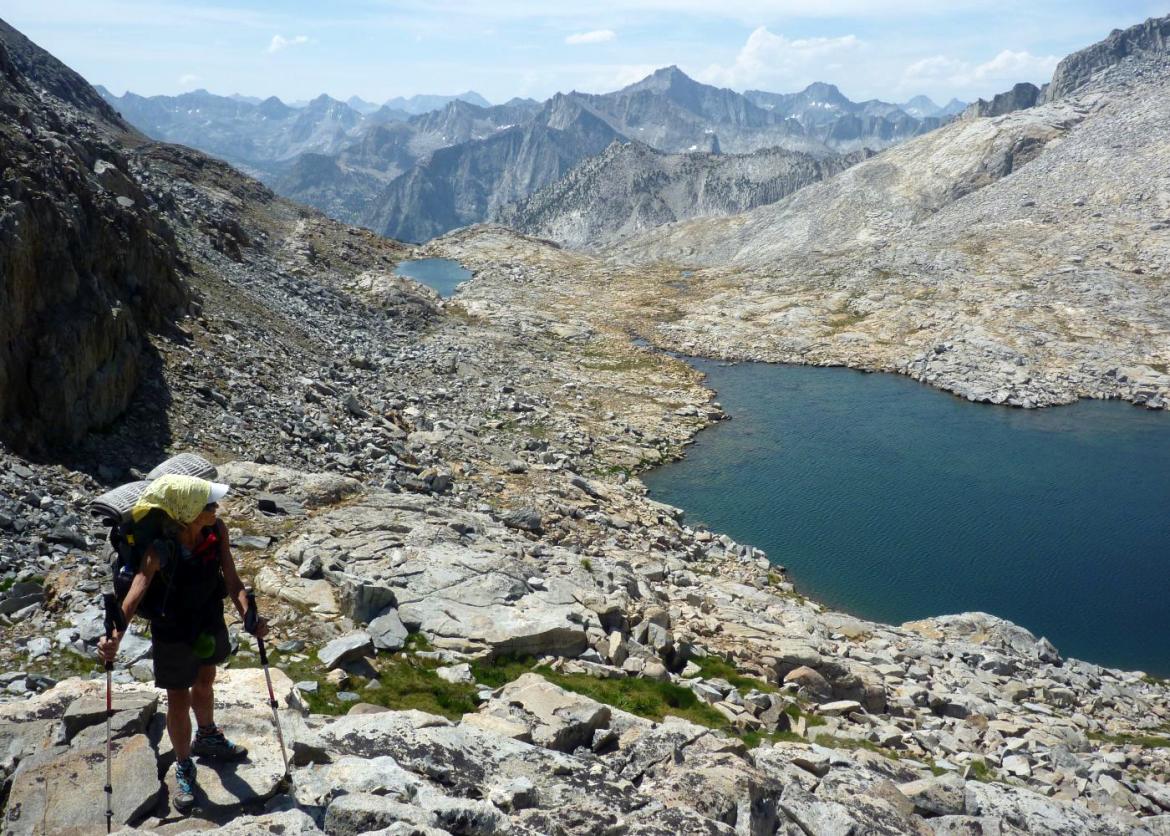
97, 474, 269, 812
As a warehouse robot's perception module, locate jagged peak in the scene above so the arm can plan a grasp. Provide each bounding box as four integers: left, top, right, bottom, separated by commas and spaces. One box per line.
620, 65, 701, 95
1045, 13, 1170, 101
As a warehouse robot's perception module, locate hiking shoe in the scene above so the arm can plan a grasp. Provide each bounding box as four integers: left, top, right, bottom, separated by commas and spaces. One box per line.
192, 727, 248, 761
174, 758, 197, 812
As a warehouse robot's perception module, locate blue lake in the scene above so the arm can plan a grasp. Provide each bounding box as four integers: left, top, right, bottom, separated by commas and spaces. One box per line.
643, 360, 1170, 676
394, 258, 471, 298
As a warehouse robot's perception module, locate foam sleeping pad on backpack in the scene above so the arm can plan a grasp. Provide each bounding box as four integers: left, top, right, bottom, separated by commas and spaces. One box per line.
88, 480, 152, 522
146, 453, 217, 481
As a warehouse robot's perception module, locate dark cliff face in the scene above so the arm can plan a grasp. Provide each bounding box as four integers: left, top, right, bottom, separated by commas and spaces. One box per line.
0, 19, 187, 455
1045, 14, 1170, 101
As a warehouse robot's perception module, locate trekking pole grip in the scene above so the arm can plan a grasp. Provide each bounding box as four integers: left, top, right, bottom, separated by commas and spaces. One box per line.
245, 588, 269, 666
102, 592, 125, 673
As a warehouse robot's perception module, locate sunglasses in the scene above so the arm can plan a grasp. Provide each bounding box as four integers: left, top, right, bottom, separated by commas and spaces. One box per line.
203, 502, 219, 512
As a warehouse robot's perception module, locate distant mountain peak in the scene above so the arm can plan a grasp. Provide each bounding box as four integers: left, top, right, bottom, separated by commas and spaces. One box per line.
622, 65, 700, 94
802, 81, 843, 97
904, 94, 938, 109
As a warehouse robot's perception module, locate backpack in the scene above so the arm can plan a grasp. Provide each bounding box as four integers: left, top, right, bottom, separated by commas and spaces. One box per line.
88, 453, 220, 622
107, 510, 179, 621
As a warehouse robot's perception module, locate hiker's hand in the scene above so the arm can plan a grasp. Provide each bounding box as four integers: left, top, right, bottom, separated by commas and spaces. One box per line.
253, 616, 269, 640
97, 633, 120, 664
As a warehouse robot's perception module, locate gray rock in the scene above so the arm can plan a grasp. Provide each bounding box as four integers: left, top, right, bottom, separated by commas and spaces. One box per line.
62, 691, 158, 741
325, 792, 438, 835
435, 663, 473, 684
784, 665, 833, 702
898, 772, 967, 816
4, 734, 160, 834
368, 608, 409, 652
319, 632, 375, 670
337, 577, 397, 623
502, 506, 542, 533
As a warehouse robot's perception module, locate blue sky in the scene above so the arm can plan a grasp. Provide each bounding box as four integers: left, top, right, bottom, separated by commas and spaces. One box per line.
5, 1, 1165, 105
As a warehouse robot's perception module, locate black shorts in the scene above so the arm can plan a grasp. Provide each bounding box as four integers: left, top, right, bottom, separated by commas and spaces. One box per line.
151, 617, 231, 690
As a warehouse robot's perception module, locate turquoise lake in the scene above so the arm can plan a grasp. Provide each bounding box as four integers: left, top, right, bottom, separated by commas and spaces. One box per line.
394, 258, 471, 298
642, 360, 1170, 676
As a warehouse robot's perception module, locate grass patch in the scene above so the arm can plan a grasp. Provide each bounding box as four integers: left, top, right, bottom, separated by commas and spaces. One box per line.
536, 665, 728, 729
1088, 730, 1170, 749
786, 703, 826, 727
828, 310, 870, 330
247, 647, 478, 719
967, 759, 995, 782
580, 558, 594, 573
580, 355, 661, 374
27, 648, 104, 682
741, 729, 805, 748
693, 655, 776, 694
812, 734, 902, 760
404, 633, 433, 652
0, 577, 13, 593
470, 655, 537, 689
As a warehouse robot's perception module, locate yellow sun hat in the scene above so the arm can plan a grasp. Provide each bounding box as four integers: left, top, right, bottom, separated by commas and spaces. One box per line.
131, 474, 230, 525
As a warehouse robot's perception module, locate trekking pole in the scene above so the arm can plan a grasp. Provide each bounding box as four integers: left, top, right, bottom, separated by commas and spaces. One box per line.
245, 588, 290, 784
102, 592, 127, 834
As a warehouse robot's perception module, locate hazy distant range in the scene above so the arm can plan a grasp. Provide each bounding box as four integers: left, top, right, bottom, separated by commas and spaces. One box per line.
99, 73, 965, 243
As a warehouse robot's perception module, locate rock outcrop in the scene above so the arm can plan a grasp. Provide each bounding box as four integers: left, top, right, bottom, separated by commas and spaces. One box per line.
1045, 14, 1170, 101
0, 18, 187, 454
960, 81, 1041, 119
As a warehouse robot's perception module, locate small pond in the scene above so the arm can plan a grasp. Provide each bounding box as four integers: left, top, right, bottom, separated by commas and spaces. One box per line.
394, 258, 471, 298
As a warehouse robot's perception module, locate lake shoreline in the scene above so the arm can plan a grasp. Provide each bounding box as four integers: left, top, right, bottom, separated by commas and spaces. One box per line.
642, 352, 1170, 677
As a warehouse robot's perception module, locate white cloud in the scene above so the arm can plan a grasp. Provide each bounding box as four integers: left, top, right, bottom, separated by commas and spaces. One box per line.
901, 49, 1059, 96
566, 29, 616, 45
177, 73, 201, 86
698, 26, 862, 90
268, 34, 310, 54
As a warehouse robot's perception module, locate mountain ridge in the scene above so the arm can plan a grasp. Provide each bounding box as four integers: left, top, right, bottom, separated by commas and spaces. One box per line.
101, 67, 960, 241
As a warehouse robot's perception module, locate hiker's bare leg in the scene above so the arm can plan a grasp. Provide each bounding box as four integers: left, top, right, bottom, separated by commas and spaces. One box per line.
167, 688, 192, 760
192, 664, 216, 729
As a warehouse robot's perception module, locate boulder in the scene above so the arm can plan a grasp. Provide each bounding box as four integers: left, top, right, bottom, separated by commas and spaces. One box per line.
638, 750, 783, 834
0, 719, 56, 774
5, 734, 160, 834
216, 462, 362, 509
160, 710, 289, 811
898, 772, 967, 816
294, 754, 418, 808
319, 632, 375, 670
398, 595, 590, 659
333, 575, 397, 624
256, 566, 339, 615
784, 665, 833, 702
472, 673, 611, 752
62, 691, 157, 741
368, 608, 409, 652
324, 792, 438, 836
169, 809, 323, 835
502, 507, 542, 533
